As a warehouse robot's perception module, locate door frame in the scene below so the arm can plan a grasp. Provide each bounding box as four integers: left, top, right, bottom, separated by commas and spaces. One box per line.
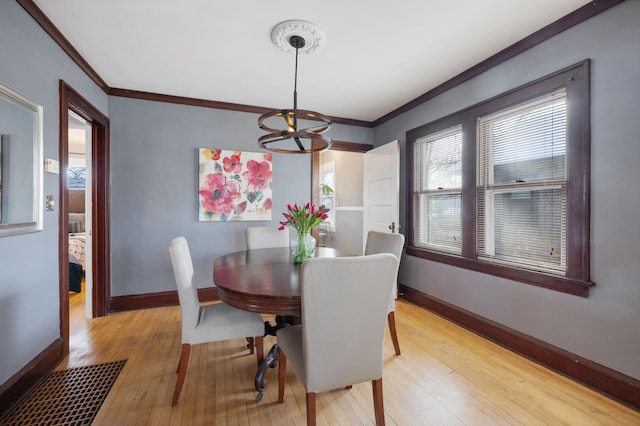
311, 140, 373, 242
59, 81, 111, 355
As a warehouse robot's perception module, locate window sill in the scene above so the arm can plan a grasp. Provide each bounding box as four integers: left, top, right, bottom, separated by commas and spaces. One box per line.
405, 246, 594, 297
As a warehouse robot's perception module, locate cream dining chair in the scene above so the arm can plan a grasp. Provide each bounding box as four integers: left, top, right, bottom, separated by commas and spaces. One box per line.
365, 230, 405, 355
276, 254, 398, 426
168, 236, 265, 405
246, 226, 290, 249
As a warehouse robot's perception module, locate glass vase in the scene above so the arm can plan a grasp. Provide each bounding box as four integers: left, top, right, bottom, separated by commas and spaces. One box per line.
291, 231, 316, 263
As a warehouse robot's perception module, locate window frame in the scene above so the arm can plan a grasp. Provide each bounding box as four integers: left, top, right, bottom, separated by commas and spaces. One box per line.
406, 60, 593, 297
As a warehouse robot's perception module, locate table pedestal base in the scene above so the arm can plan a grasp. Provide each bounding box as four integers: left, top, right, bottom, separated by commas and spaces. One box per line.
254, 315, 300, 402
255, 344, 278, 402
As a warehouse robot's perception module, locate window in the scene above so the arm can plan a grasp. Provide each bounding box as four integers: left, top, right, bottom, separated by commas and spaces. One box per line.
407, 61, 592, 297
477, 89, 567, 274
414, 125, 463, 254
68, 166, 86, 188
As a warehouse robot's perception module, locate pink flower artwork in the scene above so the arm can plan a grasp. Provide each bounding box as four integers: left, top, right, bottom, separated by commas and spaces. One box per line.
243, 159, 272, 192
198, 148, 273, 221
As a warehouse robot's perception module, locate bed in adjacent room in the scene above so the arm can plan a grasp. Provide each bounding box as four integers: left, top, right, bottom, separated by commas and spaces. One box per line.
68, 189, 86, 292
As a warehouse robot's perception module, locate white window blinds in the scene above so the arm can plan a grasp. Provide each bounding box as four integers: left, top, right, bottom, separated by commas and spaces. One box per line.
414, 125, 463, 254
477, 89, 567, 274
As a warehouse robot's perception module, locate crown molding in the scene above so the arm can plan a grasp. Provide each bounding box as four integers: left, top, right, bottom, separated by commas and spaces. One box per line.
18, 0, 623, 128
17, 0, 109, 93
108, 88, 373, 127
372, 0, 624, 126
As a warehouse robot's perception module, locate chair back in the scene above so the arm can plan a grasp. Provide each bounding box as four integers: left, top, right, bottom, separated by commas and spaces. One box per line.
300, 254, 398, 393
169, 237, 201, 338
246, 226, 289, 249
365, 231, 405, 305
365, 231, 404, 261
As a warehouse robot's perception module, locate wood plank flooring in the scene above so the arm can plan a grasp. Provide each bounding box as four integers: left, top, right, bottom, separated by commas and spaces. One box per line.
63, 289, 640, 425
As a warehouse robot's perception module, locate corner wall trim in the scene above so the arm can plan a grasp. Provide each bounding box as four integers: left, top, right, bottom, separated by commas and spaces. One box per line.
0, 338, 63, 415
399, 284, 640, 411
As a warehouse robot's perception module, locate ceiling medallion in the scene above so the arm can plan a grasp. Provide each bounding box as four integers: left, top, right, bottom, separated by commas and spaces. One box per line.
258, 20, 332, 154
271, 20, 325, 55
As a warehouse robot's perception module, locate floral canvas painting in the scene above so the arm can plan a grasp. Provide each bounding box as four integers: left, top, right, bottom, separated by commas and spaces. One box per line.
198, 148, 273, 221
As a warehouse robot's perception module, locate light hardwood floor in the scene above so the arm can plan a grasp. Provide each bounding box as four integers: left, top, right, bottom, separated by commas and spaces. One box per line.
64, 288, 640, 425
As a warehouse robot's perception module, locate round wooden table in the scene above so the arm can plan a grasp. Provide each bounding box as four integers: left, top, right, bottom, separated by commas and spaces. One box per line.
213, 246, 353, 401
213, 247, 349, 316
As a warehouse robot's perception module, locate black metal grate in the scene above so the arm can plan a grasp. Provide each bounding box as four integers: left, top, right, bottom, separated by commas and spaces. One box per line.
1, 360, 126, 426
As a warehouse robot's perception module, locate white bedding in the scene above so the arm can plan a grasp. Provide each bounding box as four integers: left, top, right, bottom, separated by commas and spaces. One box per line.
69, 233, 86, 270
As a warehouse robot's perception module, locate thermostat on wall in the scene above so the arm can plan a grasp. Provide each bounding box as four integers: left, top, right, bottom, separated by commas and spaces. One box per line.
44, 158, 59, 174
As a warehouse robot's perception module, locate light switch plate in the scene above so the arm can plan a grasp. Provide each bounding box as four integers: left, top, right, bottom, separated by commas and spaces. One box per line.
46, 195, 55, 211
44, 158, 60, 174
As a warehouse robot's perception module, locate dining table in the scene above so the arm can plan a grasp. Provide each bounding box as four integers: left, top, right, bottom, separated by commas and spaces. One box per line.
213, 246, 354, 401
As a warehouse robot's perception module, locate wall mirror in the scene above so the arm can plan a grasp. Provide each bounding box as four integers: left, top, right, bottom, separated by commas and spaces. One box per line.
0, 80, 43, 237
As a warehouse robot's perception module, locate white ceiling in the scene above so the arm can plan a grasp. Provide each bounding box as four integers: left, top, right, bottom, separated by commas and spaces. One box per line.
33, 0, 589, 122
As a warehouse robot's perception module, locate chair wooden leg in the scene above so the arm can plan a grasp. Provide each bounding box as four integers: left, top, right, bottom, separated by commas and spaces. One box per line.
255, 336, 264, 366
372, 378, 385, 426
172, 343, 191, 405
388, 311, 401, 355
278, 349, 287, 403
306, 392, 317, 426
175, 350, 183, 373
247, 337, 255, 354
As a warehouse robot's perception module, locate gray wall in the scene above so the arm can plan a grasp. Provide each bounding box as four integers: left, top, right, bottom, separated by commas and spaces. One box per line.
0, 1, 108, 385
108, 96, 373, 295
375, 1, 640, 379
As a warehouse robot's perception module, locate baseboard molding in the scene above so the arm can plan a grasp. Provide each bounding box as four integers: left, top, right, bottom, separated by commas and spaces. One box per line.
399, 284, 640, 411
110, 287, 219, 312
0, 338, 63, 415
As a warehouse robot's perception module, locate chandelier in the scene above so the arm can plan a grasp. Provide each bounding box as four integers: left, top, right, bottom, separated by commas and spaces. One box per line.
258, 21, 332, 154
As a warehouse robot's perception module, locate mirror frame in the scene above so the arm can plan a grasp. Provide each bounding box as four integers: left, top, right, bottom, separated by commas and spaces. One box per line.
0, 80, 43, 237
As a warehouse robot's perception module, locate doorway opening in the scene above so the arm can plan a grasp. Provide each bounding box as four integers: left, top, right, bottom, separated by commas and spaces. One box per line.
318, 151, 365, 254
59, 81, 111, 358
312, 141, 372, 254
67, 112, 91, 321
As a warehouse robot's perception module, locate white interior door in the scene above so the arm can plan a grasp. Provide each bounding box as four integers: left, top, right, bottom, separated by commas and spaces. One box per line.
363, 140, 400, 250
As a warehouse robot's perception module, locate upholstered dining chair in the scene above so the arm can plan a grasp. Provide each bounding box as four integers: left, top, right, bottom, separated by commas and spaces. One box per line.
365, 231, 405, 355
246, 226, 290, 250
168, 236, 265, 405
276, 254, 398, 426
